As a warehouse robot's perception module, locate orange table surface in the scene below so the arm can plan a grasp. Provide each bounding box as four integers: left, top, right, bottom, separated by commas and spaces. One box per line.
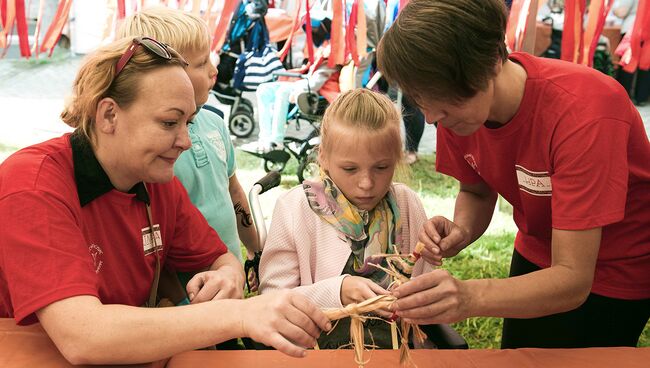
168, 348, 650, 368
1, 319, 648, 367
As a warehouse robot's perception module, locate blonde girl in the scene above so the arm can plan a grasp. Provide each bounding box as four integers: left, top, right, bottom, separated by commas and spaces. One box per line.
259, 89, 433, 348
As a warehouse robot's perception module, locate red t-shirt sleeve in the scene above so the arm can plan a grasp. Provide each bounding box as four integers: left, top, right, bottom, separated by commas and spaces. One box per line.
435, 126, 484, 184
164, 179, 228, 272
551, 119, 629, 230
0, 191, 99, 325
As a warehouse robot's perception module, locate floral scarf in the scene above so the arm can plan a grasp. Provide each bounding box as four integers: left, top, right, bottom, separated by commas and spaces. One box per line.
302, 172, 402, 283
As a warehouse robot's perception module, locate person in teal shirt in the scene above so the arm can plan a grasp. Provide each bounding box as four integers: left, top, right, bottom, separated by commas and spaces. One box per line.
118, 8, 260, 268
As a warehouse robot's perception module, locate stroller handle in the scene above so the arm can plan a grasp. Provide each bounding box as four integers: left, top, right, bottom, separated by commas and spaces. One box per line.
249, 171, 282, 250
272, 71, 307, 79
255, 171, 282, 194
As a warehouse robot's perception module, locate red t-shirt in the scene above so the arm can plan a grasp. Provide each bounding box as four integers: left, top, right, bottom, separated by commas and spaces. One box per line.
436, 52, 650, 300
0, 134, 227, 324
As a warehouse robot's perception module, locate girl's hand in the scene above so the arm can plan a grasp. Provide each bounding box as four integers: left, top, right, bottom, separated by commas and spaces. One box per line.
340, 276, 392, 318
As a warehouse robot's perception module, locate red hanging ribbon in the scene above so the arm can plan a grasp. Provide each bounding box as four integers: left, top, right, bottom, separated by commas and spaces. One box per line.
624, 0, 649, 72
506, 0, 524, 51
15, 0, 31, 58
31, 0, 46, 57
211, 0, 239, 51
304, 0, 314, 64
328, 0, 345, 67
278, 0, 302, 61
346, 0, 359, 66
561, 0, 586, 63
581, 0, 613, 67
117, 0, 125, 19
0, 0, 15, 50
39, 0, 73, 55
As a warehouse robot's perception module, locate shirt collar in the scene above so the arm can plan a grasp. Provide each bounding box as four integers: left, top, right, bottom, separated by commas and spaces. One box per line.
70, 132, 150, 207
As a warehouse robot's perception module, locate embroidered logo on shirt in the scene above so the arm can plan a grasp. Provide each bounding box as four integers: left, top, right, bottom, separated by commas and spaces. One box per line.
206, 131, 227, 162
142, 225, 163, 256
464, 154, 480, 174
88, 244, 104, 274
515, 165, 552, 196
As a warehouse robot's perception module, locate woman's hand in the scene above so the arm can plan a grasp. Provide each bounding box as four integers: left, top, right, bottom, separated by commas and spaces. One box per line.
240, 291, 332, 357
418, 216, 471, 266
187, 264, 245, 303
391, 269, 471, 325
340, 276, 392, 318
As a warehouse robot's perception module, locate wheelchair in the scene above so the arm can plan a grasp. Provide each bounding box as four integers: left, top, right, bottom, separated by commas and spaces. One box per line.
240, 72, 326, 183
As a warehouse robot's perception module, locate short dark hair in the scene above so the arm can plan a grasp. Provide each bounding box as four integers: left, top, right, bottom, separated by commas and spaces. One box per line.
377, 0, 509, 103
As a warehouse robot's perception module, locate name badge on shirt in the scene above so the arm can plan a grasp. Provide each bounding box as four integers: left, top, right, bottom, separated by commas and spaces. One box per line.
142, 225, 163, 255
516, 165, 552, 196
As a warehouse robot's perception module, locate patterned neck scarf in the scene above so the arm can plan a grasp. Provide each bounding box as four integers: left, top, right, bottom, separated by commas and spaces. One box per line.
302, 172, 402, 278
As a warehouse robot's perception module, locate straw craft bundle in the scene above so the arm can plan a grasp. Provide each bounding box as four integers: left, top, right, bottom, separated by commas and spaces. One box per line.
320, 242, 429, 368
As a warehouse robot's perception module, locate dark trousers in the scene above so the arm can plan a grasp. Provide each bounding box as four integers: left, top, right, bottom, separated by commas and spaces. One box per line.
501, 250, 650, 349
403, 98, 425, 153
617, 68, 650, 104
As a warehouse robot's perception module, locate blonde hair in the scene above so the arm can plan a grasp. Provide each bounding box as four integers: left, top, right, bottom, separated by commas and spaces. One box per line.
116, 6, 210, 55
60, 37, 187, 141
320, 89, 403, 162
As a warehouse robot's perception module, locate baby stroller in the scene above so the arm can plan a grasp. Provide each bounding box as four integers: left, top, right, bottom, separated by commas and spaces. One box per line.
244, 171, 469, 350
211, 0, 269, 138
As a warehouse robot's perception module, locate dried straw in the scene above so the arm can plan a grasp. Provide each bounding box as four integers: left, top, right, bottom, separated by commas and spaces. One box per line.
317, 242, 431, 367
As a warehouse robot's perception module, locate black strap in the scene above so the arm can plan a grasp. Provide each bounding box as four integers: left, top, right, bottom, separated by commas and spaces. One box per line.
144, 186, 162, 308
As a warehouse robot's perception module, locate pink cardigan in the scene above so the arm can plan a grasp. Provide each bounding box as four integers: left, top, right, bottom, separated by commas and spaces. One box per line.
259, 183, 433, 308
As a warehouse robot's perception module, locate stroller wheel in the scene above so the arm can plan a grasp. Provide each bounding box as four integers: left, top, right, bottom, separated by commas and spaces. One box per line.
297, 147, 320, 183
264, 159, 286, 173
237, 98, 255, 113
229, 109, 255, 138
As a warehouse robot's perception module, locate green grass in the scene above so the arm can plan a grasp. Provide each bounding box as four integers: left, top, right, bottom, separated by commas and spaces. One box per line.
398, 153, 459, 198
442, 233, 513, 349
234, 148, 301, 188
0, 142, 18, 153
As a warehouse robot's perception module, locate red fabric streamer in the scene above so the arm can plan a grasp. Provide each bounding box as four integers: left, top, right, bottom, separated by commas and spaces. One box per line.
561, 0, 586, 63
580, 0, 613, 66
15, 0, 31, 58
304, 0, 314, 64
506, 0, 524, 51
0, 0, 15, 49
624, 0, 649, 72
39, 0, 73, 55
278, 1, 302, 61
211, 0, 238, 51
346, 0, 359, 66
328, 0, 345, 67
116, 0, 125, 20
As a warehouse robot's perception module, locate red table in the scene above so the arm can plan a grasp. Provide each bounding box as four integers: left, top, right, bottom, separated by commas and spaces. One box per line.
1, 319, 648, 367
167, 348, 649, 368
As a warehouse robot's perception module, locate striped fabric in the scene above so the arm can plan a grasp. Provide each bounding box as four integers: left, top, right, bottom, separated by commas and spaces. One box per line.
236, 46, 285, 91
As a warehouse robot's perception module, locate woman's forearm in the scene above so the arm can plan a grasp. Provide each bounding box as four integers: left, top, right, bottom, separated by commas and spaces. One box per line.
453, 187, 498, 245
38, 296, 246, 365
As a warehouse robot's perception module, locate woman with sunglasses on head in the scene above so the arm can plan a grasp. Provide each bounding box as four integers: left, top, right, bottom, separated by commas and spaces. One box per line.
0, 37, 330, 364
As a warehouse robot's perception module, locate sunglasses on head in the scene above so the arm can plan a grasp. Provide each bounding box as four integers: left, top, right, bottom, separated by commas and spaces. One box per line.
114, 37, 187, 79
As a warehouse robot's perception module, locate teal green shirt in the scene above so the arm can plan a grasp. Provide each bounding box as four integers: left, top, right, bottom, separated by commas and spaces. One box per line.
174, 107, 241, 260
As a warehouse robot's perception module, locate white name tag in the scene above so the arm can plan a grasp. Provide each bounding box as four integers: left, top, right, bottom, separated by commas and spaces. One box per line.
515, 165, 552, 196
142, 225, 163, 255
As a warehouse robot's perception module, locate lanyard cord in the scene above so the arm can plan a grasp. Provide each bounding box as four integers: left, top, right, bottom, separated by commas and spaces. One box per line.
145, 196, 162, 308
